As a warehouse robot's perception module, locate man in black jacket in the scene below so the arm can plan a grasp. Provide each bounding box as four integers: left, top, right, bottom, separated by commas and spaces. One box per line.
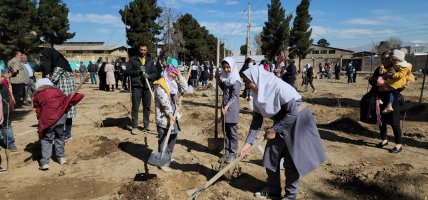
282, 60, 297, 90
126, 43, 158, 134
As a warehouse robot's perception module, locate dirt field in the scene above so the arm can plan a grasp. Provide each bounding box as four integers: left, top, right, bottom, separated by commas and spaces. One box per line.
1, 74, 427, 200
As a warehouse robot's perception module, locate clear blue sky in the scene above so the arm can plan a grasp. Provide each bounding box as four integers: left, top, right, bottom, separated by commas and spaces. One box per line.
65, 0, 428, 54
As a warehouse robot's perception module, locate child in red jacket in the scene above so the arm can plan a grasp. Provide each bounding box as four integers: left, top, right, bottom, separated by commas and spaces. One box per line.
33, 79, 84, 170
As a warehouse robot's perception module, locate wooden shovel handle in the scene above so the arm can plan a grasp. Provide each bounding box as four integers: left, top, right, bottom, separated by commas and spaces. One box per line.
144, 77, 155, 101
69, 72, 89, 99
160, 96, 182, 155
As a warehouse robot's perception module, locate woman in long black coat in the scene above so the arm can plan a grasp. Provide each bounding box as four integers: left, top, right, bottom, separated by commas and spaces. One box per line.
98, 62, 107, 91
368, 51, 403, 153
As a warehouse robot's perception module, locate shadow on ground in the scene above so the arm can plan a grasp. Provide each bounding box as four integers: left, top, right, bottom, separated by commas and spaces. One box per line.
318, 117, 428, 150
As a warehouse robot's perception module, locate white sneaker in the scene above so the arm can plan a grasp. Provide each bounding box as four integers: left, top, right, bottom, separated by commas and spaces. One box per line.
58, 157, 66, 165
160, 166, 172, 172
131, 128, 139, 135
39, 164, 49, 170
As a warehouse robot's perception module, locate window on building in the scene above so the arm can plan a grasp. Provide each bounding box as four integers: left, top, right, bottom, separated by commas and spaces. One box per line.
321, 50, 327, 54
71, 51, 83, 54
312, 50, 319, 54
329, 50, 336, 54
93, 50, 104, 54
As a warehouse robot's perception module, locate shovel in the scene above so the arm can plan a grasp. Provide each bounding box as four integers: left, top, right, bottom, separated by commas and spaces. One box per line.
144, 76, 154, 101
188, 136, 266, 200
187, 103, 308, 199
207, 62, 224, 153
148, 96, 181, 167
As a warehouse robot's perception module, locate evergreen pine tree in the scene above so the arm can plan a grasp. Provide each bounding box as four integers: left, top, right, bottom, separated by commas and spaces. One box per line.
317, 38, 330, 47
289, 0, 313, 72
174, 14, 209, 63
261, 0, 291, 60
0, 0, 39, 60
37, 0, 75, 48
119, 0, 163, 55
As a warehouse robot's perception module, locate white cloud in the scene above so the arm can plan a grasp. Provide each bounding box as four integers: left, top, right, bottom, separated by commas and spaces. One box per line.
182, 0, 217, 4
311, 26, 332, 37
174, 0, 240, 7
346, 18, 383, 25
410, 40, 427, 44
369, 9, 393, 15
96, 28, 112, 34
225, 0, 239, 5
201, 21, 262, 37
311, 25, 396, 40
69, 13, 123, 27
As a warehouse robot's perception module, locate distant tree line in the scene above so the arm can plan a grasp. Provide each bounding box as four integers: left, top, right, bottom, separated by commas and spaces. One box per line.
120, 0, 231, 64
0, 0, 75, 60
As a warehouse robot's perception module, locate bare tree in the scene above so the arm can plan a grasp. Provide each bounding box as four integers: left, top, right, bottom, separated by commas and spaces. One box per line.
254, 32, 263, 55
387, 36, 402, 49
159, 7, 181, 58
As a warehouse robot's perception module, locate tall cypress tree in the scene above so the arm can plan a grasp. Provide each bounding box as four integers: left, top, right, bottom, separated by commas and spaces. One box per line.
0, 0, 39, 60
289, 0, 313, 72
119, 0, 163, 54
261, 0, 291, 60
38, 0, 75, 48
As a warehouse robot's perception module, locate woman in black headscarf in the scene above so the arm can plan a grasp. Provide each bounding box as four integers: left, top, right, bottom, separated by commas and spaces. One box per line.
98, 58, 107, 91
35, 48, 76, 141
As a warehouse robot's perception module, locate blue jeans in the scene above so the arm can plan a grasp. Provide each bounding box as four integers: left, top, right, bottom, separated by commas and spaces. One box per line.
90, 72, 97, 84
0, 125, 16, 148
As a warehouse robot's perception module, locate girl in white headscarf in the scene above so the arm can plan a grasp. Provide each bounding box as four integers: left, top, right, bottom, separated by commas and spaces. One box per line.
153, 64, 188, 172
217, 57, 241, 164
239, 65, 326, 200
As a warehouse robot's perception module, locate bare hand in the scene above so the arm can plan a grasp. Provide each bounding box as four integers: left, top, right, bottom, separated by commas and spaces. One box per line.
168, 114, 175, 126
222, 105, 229, 115
239, 143, 252, 158
265, 128, 276, 140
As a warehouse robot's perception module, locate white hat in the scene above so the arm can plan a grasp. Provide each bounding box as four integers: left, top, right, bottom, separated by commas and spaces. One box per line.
35, 78, 54, 91
392, 49, 411, 67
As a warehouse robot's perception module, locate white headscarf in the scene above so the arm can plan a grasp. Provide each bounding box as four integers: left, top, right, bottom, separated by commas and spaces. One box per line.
220, 57, 242, 86
243, 65, 301, 118
163, 66, 179, 95
35, 78, 54, 91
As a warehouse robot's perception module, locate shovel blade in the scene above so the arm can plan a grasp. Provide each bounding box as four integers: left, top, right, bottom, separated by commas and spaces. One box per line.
186, 188, 200, 199
147, 152, 171, 167
207, 138, 224, 153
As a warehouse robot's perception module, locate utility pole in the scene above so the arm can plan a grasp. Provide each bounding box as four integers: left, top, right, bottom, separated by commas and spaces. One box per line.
223, 40, 226, 57
246, 0, 251, 58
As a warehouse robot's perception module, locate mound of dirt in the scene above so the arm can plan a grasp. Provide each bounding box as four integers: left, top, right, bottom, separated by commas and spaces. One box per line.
117, 178, 169, 200
190, 110, 215, 121
401, 103, 428, 121
322, 117, 373, 135
330, 163, 428, 200
68, 136, 120, 161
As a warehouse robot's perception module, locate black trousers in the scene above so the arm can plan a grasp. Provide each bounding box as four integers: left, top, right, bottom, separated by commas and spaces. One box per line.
379, 92, 402, 144
11, 83, 25, 106
131, 87, 152, 128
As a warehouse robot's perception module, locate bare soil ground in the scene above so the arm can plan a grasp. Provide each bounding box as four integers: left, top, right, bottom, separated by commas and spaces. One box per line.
0, 74, 427, 200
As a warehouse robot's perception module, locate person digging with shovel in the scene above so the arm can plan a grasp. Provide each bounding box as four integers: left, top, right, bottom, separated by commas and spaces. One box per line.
217, 57, 241, 164
239, 65, 326, 200
153, 64, 188, 172
33, 78, 85, 170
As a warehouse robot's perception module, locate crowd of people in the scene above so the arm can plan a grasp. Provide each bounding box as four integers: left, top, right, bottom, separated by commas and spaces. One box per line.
0, 44, 415, 199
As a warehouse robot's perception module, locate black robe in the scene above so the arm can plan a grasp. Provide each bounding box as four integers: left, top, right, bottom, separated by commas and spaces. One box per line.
98, 62, 107, 90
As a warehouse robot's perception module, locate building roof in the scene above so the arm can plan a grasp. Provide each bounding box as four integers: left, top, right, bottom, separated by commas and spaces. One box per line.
55, 45, 126, 51
311, 44, 354, 53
